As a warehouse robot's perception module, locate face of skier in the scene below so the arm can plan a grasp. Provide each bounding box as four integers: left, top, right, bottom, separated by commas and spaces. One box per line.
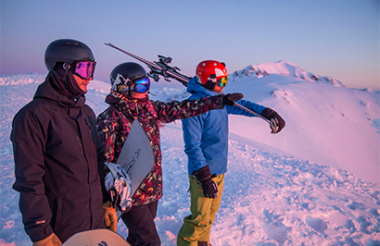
213, 84, 224, 93
73, 74, 91, 93
67, 60, 96, 94
130, 90, 148, 99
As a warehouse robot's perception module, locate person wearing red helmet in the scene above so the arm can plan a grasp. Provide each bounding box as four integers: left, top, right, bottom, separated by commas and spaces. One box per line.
177, 60, 285, 246
195, 60, 229, 92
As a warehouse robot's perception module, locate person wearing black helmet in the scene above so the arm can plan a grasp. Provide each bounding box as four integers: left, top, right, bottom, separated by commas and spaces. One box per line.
11, 39, 108, 245
96, 62, 244, 246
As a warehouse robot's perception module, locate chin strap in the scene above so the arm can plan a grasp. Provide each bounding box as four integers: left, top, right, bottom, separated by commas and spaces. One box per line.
203, 80, 216, 90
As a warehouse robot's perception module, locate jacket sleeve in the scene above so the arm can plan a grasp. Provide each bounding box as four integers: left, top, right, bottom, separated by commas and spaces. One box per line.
97, 111, 118, 163
11, 109, 54, 242
96, 112, 117, 203
82, 106, 109, 204
182, 114, 208, 173
154, 95, 224, 123
226, 99, 266, 116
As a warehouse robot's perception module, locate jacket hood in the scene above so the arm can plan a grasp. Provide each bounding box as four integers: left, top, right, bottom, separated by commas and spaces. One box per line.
104, 91, 149, 105
187, 76, 221, 97
34, 73, 85, 108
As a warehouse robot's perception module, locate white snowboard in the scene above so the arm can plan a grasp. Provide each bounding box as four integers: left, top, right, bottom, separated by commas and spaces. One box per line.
117, 119, 154, 196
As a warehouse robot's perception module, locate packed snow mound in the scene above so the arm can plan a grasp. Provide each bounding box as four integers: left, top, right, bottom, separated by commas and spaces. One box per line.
230, 60, 344, 87
0, 73, 46, 86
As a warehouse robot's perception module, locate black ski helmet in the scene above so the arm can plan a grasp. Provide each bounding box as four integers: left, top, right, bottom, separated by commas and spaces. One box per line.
44, 39, 95, 71
110, 62, 147, 92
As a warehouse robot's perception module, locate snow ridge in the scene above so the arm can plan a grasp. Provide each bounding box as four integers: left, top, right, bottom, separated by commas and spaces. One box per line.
230, 60, 344, 87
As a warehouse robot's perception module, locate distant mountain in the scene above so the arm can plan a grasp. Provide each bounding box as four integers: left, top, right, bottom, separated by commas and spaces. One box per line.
230, 60, 344, 87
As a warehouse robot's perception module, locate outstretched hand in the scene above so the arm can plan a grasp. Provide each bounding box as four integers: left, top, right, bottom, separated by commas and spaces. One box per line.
261, 108, 286, 133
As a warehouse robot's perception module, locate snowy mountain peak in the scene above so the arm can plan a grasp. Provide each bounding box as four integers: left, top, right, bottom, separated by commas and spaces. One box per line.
231, 60, 344, 87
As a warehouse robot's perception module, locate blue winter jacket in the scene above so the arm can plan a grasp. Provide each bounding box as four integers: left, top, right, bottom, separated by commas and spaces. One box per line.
182, 76, 266, 175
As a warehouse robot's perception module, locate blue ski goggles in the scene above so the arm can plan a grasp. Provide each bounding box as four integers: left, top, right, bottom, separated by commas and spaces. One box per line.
113, 74, 151, 93
132, 76, 150, 93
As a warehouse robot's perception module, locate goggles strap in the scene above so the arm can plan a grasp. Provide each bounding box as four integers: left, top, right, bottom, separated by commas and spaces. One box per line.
113, 73, 132, 91
63, 63, 70, 71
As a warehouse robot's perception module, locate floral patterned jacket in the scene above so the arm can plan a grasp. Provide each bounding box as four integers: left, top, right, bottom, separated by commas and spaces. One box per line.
97, 91, 224, 206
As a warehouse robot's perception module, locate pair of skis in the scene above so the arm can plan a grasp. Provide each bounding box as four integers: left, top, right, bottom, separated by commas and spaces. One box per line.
105, 43, 279, 133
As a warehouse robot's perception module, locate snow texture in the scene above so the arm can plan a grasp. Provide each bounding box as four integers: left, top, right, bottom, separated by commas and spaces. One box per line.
0, 61, 379, 246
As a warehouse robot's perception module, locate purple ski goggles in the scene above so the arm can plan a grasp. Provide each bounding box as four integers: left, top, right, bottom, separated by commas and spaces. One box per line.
70, 60, 96, 80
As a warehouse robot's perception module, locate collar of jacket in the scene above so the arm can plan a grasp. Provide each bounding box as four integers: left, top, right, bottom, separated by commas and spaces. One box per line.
107, 90, 149, 103
186, 76, 222, 97
106, 90, 157, 118
34, 75, 86, 110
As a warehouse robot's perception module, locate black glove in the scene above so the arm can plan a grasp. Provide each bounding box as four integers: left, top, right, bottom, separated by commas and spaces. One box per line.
222, 93, 244, 106
193, 166, 219, 199
261, 108, 285, 133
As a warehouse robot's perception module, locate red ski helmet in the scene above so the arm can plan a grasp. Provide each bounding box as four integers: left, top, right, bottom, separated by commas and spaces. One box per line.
196, 60, 228, 89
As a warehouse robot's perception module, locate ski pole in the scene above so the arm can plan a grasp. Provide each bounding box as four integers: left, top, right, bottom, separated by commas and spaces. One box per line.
233, 103, 279, 133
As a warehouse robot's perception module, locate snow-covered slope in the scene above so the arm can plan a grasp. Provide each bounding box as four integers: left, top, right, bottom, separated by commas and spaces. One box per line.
0, 62, 379, 245
226, 61, 379, 184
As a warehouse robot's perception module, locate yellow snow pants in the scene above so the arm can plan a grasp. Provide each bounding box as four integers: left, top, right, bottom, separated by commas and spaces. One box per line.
177, 174, 225, 246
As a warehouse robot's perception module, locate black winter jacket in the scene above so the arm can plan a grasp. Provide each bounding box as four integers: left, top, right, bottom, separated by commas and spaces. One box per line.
11, 78, 106, 243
